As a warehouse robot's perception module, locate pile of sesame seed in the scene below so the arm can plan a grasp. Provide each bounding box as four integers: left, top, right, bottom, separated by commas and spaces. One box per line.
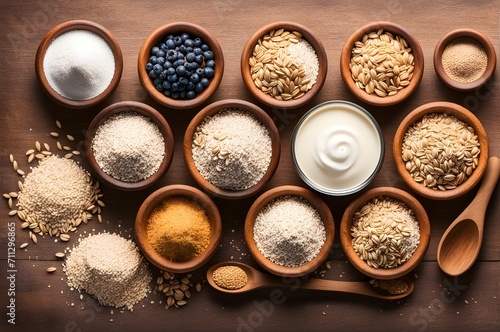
64, 232, 151, 311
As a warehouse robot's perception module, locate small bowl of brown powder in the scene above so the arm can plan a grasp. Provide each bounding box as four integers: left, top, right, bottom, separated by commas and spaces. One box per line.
434, 29, 496, 91
135, 184, 222, 273
340, 187, 431, 280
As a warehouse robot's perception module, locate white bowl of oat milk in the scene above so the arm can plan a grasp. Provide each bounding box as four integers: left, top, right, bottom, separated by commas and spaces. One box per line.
291, 100, 384, 196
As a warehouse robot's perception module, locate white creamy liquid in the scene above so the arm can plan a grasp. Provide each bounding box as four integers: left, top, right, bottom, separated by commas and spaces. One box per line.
293, 102, 383, 194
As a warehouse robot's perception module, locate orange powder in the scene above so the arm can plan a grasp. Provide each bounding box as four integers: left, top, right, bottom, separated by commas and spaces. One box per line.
147, 196, 211, 262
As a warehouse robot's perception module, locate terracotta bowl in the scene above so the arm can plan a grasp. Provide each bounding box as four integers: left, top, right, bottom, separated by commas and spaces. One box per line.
135, 184, 222, 273
84, 101, 174, 191
340, 187, 430, 280
340, 21, 424, 106
434, 28, 496, 91
138, 22, 224, 110
35, 20, 123, 109
393, 101, 489, 200
244, 185, 335, 277
241, 21, 327, 109
183, 99, 280, 199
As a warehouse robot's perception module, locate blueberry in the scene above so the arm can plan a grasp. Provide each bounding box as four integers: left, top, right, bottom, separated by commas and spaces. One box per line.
165, 34, 174, 41
184, 62, 193, 71
153, 78, 161, 86
155, 83, 164, 91
163, 90, 171, 97
190, 62, 199, 70
201, 44, 209, 51
177, 52, 185, 59
176, 65, 186, 75
167, 67, 176, 75
148, 70, 157, 78
184, 39, 194, 48
156, 50, 165, 58
179, 77, 189, 85
200, 77, 210, 87
160, 43, 168, 52
163, 61, 172, 69
173, 59, 185, 68
166, 49, 177, 61
186, 90, 196, 99
151, 46, 159, 55
162, 81, 172, 90
171, 92, 180, 99
186, 52, 196, 63
205, 60, 215, 68
193, 47, 202, 55
166, 39, 176, 49
146, 63, 153, 71
180, 90, 186, 99
193, 38, 202, 47
149, 56, 158, 64
194, 82, 204, 92
167, 74, 178, 83
177, 83, 186, 91
173, 36, 182, 46
187, 81, 196, 90
153, 64, 163, 74
171, 82, 179, 91
196, 67, 204, 76
185, 47, 193, 53
156, 57, 165, 66
159, 70, 168, 80
190, 73, 200, 82
181, 33, 190, 41
203, 51, 214, 61
204, 67, 214, 78
195, 54, 204, 64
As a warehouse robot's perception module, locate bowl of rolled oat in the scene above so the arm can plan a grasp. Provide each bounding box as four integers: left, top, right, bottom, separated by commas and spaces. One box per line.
340, 21, 424, 106
340, 187, 430, 280
241, 21, 327, 109
393, 101, 489, 200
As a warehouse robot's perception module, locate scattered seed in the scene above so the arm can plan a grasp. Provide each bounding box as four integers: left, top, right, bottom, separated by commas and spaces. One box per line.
67, 135, 75, 141
60, 234, 70, 242
20, 243, 28, 249
9, 154, 14, 163
8, 210, 17, 216
36, 141, 41, 151
47, 267, 57, 273
50, 132, 59, 138
55, 252, 65, 258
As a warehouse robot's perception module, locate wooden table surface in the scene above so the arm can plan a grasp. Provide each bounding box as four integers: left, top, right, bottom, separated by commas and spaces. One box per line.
1, 0, 499, 331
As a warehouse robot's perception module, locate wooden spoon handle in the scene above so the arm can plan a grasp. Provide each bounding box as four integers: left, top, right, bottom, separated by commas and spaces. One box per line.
459, 157, 500, 225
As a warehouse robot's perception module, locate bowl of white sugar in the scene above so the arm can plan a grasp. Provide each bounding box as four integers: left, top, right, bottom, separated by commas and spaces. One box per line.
84, 101, 174, 191
183, 99, 280, 199
244, 185, 335, 277
35, 20, 123, 109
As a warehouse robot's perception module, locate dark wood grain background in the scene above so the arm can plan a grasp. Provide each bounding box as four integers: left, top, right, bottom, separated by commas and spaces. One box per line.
1, 0, 498, 331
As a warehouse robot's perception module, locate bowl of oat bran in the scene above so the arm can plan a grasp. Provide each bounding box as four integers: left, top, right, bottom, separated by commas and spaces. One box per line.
393, 101, 489, 200
244, 185, 335, 277
241, 21, 327, 109
340, 187, 430, 280
183, 99, 280, 199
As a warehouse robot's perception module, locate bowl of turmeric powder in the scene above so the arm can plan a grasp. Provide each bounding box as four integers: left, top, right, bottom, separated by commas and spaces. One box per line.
135, 184, 222, 273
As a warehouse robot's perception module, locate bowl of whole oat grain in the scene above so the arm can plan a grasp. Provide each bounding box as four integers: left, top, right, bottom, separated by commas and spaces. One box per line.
241, 21, 327, 109
340, 187, 430, 280
393, 101, 489, 200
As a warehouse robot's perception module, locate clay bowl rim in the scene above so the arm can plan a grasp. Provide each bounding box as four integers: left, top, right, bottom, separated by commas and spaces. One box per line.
244, 185, 335, 277
35, 19, 123, 109
392, 101, 489, 200
183, 98, 281, 200
138, 22, 224, 110
433, 28, 497, 91
290, 100, 385, 196
340, 21, 424, 106
240, 21, 328, 110
340, 186, 431, 280
134, 184, 222, 274
84, 101, 174, 191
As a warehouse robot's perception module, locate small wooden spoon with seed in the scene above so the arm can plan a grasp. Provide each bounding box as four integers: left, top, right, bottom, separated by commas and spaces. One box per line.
437, 156, 500, 277
207, 262, 414, 300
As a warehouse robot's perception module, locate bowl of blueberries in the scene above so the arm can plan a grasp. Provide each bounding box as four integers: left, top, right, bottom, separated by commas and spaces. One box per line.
138, 22, 224, 109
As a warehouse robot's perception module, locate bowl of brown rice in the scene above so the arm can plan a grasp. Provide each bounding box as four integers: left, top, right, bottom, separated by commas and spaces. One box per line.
340, 187, 430, 280
393, 101, 489, 200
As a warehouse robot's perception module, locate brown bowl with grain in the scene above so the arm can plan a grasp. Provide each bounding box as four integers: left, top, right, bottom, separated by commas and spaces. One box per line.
241, 21, 327, 109
340, 21, 424, 106
393, 101, 489, 200
340, 187, 430, 280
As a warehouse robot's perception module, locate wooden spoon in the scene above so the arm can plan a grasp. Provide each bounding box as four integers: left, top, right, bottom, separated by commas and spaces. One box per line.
207, 262, 414, 300
437, 156, 500, 277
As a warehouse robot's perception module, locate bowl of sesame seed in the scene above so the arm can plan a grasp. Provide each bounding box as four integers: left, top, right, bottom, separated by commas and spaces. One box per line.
84, 101, 174, 191
340, 187, 430, 280
244, 185, 335, 277
183, 99, 280, 199
241, 21, 328, 109
340, 21, 424, 106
